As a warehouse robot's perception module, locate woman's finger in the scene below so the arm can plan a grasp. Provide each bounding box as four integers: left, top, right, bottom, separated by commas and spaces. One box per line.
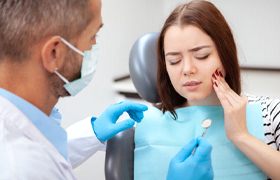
212, 70, 247, 115
212, 78, 233, 109
213, 71, 242, 106
212, 73, 236, 107
217, 71, 243, 102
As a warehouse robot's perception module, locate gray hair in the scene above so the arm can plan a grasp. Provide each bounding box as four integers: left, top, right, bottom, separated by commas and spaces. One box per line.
0, 0, 93, 61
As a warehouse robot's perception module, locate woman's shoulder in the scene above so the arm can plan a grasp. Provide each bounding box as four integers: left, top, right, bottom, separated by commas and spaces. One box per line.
142, 105, 163, 119
246, 94, 280, 106
145, 105, 162, 113
136, 105, 166, 130
246, 94, 280, 121
246, 94, 269, 104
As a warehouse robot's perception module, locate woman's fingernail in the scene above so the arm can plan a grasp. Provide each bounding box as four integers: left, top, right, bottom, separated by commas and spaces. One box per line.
219, 71, 223, 77
212, 74, 216, 80
215, 70, 219, 76
214, 82, 218, 87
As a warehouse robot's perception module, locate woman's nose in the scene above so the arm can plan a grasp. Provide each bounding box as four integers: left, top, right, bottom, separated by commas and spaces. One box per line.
183, 58, 196, 76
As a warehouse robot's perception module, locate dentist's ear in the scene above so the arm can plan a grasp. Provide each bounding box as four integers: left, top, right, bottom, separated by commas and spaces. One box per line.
41, 37, 67, 73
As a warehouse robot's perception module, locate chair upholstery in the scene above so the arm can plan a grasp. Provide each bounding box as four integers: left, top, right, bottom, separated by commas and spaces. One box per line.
129, 32, 160, 103
105, 128, 135, 180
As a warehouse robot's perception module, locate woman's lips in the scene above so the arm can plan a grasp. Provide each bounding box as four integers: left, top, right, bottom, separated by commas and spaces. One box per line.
184, 81, 202, 91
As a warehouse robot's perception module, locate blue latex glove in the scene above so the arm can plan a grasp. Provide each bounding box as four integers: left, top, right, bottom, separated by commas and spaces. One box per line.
92, 101, 148, 142
167, 137, 214, 180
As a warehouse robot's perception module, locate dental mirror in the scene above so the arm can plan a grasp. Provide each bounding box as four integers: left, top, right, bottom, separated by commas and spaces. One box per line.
192, 118, 212, 155
201, 118, 212, 137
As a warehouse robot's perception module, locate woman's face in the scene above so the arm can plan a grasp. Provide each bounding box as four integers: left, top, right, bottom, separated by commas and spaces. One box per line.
164, 25, 225, 106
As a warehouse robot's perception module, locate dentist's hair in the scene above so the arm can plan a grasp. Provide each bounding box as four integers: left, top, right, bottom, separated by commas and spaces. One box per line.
157, 0, 241, 119
0, 0, 93, 61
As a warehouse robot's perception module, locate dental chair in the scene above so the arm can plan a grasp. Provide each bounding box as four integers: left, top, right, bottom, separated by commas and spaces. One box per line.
105, 32, 159, 180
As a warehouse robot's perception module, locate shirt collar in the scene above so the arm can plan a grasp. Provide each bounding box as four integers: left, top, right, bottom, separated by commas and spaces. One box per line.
0, 88, 68, 160
50, 106, 62, 125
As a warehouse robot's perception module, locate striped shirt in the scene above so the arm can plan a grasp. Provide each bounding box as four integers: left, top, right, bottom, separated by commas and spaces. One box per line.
247, 95, 280, 180
247, 95, 280, 151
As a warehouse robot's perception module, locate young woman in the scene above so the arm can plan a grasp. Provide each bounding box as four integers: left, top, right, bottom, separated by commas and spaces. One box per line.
134, 1, 280, 179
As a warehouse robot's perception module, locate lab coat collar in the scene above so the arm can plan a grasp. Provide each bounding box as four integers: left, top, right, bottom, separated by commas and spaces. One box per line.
0, 88, 68, 160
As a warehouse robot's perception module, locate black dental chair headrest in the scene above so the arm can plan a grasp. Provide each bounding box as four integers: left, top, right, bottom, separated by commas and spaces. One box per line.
129, 32, 160, 103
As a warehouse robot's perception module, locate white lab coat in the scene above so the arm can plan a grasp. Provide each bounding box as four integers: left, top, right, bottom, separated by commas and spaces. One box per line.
0, 96, 106, 179
67, 116, 106, 169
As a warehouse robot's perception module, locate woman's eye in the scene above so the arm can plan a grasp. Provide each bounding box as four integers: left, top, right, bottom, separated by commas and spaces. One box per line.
196, 54, 210, 60
169, 60, 181, 65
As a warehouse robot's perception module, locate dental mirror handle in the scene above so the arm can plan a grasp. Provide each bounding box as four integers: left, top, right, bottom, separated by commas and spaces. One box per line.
191, 127, 208, 155
201, 128, 208, 137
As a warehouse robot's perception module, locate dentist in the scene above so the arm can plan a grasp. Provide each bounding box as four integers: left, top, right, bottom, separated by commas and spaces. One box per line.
0, 0, 213, 179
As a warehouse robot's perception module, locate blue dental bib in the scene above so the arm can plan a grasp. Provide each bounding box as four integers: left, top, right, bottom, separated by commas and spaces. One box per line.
134, 104, 266, 180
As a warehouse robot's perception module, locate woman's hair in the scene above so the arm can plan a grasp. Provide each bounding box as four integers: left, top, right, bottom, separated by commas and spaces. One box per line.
157, 0, 241, 119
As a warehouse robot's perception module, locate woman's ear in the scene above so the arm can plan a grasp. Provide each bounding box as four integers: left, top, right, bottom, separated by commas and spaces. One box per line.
41, 37, 67, 73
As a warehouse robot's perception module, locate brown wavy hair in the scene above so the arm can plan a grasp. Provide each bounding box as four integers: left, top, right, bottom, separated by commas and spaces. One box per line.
157, 0, 241, 119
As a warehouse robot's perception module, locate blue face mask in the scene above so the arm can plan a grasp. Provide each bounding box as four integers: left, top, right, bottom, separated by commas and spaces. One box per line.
53, 36, 99, 96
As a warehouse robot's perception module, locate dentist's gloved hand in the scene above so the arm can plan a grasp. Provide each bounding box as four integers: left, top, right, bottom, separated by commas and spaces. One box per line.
167, 137, 214, 180
91, 101, 148, 142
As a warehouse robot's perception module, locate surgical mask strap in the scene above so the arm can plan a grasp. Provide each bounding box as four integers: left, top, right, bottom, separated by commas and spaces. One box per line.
54, 68, 69, 84
52, 36, 84, 56
52, 36, 85, 85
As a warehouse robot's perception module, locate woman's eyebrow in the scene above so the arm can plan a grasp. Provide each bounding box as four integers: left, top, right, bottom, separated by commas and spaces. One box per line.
165, 45, 212, 56
165, 52, 181, 57
188, 45, 211, 52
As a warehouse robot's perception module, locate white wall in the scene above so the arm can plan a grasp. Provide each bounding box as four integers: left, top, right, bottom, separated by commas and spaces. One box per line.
211, 0, 280, 69
241, 69, 280, 99
56, 0, 280, 179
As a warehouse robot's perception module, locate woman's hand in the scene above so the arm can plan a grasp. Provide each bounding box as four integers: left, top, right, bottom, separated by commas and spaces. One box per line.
212, 70, 280, 179
211, 70, 249, 143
